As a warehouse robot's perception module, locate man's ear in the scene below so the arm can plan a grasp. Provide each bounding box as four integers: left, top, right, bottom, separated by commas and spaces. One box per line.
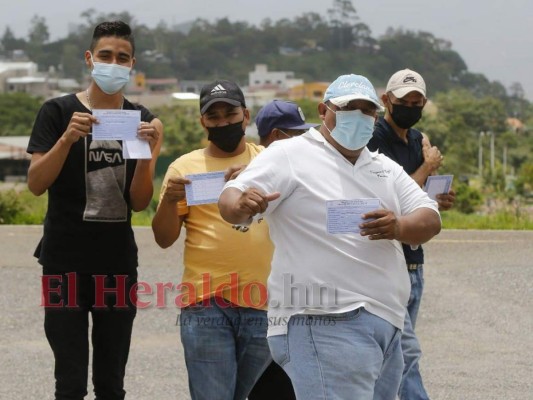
318, 103, 327, 121
84, 50, 92, 68
243, 108, 251, 124
199, 116, 207, 129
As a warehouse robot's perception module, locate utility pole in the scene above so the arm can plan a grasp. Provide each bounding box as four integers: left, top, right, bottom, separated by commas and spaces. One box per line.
490, 131, 495, 173
503, 144, 507, 176
478, 131, 484, 177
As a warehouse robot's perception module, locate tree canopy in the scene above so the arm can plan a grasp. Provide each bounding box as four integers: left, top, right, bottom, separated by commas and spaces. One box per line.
0, 1, 527, 111
1, 0, 532, 212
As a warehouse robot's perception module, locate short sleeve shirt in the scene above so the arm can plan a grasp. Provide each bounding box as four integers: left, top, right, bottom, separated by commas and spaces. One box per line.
367, 117, 425, 265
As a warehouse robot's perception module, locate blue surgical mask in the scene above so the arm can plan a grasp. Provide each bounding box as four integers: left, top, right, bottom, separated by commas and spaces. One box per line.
90, 53, 131, 95
324, 106, 375, 150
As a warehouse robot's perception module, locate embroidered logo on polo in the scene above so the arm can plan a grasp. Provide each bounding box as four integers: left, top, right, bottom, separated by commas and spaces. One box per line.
210, 84, 227, 95
369, 169, 392, 178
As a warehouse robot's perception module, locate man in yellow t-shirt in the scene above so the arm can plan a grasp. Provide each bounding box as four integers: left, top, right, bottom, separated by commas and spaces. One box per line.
152, 80, 273, 400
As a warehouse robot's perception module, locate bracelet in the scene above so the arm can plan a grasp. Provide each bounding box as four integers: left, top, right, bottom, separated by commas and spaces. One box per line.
177, 199, 189, 216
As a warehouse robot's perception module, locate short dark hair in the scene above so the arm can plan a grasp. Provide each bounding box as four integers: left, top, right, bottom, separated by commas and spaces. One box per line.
90, 21, 135, 55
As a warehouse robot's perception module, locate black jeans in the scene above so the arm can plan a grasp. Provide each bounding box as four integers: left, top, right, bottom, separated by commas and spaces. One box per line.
43, 270, 137, 400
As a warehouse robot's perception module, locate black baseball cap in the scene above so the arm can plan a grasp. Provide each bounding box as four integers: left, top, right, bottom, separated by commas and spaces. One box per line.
199, 80, 246, 114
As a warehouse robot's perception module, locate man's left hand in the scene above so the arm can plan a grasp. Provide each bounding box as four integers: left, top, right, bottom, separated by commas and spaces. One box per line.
359, 209, 399, 241
137, 121, 160, 151
436, 189, 456, 211
225, 164, 247, 181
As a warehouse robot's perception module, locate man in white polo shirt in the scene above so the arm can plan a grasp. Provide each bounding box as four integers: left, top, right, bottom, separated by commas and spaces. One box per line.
218, 74, 441, 400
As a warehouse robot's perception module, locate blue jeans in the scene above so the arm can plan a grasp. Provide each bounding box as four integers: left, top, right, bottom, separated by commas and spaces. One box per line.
399, 265, 430, 400
179, 298, 271, 400
268, 308, 403, 400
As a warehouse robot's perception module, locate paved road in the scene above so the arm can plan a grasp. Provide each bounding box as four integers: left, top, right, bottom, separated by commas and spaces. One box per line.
0, 226, 531, 399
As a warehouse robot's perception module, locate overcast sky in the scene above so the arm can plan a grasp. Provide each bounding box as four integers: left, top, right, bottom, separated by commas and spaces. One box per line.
2, 0, 532, 100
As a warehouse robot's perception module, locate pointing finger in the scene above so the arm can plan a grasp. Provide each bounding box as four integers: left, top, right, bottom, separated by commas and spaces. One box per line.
265, 192, 281, 202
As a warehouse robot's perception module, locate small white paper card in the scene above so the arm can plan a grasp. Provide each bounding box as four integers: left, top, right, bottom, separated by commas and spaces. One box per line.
326, 198, 381, 235
424, 175, 453, 200
123, 139, 152, 159
185, 171, 226, 206
92, 109, 141, 140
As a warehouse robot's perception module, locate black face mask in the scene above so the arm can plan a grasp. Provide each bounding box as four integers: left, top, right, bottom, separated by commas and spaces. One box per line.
389, 103, 423, 129
206, 120, 245, 153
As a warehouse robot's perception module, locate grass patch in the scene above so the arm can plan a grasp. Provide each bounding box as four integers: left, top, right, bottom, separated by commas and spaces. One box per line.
4, 185, 533, 230
441, 209, 533, 230
15, 189, 48, 224
132, 200, 157, 226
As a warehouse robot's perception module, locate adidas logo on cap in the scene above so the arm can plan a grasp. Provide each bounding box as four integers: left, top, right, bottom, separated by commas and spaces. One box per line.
200, 80, 246, 114
210, 84, 227, 95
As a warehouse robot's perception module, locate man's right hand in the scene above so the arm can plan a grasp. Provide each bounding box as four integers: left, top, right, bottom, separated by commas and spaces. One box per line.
63, 112, 98, 144
236, 188, 280, 218
162, 177, 191, 203
422, 136, 443, 173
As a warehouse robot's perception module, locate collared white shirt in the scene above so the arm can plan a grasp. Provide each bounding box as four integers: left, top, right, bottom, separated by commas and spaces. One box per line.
224, 127, 439, 336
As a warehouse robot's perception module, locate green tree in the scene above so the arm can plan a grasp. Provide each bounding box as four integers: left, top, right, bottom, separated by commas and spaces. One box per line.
515, 162, 533, 196
0, 93, 42, 136
28, 15, 49, 45
377, 29, 468, 92
453, 182, 484, 214
0, 190, 23, 224
61, 43, 84, 80
152, 103, 206, 157
327, 0, 358, 50
26, 15, 50, 68
1, 27, 26, 54
418, 89, 508, 178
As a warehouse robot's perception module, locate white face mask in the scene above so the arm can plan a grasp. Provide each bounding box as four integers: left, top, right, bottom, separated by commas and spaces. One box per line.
90, 53, 131, 95
324, 105, 375, 150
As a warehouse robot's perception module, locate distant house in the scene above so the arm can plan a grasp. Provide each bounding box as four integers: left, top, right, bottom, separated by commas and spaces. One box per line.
0, 61, 81, 98
506, 117, 525, 133
0, 61, 39, 93
0, 136, 30, 181
288, 82, 330, 102
5, 76, 49, 97
179, 80, 211, 94
248, 64, 303, 92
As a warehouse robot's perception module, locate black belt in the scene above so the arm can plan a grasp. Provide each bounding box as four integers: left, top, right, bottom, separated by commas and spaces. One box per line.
407, 264, 419, 271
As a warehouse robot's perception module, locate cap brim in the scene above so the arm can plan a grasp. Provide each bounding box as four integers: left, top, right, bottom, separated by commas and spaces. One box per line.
390, 87, 426, 99
329, 94, 384, 112
201, 98, 242, 114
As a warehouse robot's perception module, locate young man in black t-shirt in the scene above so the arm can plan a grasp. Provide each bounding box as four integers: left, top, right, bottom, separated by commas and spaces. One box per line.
27, 21, 162, 400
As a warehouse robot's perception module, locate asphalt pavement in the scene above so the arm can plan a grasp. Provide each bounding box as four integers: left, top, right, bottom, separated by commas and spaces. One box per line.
0, 226, 531, 400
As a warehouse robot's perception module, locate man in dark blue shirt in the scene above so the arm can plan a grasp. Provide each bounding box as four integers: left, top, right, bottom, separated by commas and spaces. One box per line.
368, 68, 455, 400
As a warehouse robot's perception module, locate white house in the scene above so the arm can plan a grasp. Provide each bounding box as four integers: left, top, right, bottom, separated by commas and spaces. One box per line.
248, 64, 303, 92
0, 61, 39, 93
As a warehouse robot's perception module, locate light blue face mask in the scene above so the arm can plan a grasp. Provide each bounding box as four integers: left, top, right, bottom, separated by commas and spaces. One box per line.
324, 106, 375, 150
90, 53, 131, 95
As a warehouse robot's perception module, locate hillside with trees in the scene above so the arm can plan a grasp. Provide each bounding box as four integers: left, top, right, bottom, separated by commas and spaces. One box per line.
1, 0, 532, 225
